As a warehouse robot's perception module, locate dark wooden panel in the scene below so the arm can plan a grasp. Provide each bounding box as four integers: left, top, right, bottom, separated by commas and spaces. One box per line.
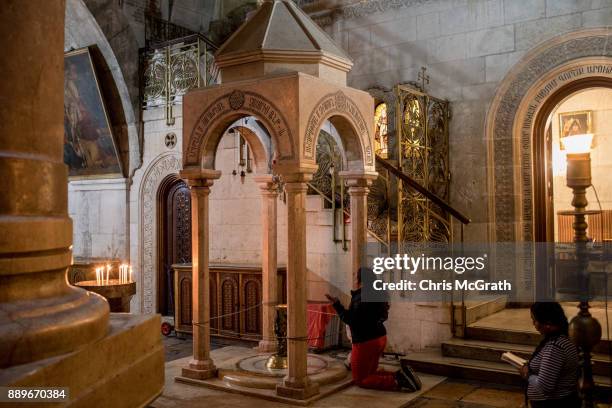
173, 263, 287, 339
219, 273, 240, 336
242, 274, 262, 337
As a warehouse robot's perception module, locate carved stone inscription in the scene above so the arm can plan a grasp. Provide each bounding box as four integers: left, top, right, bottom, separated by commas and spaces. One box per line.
186, 91, 292, 165
522, 64, 612, 135
305, 91, 373, 165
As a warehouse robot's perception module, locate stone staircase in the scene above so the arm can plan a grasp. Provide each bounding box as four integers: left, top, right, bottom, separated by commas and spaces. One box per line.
403, 306, 612, 391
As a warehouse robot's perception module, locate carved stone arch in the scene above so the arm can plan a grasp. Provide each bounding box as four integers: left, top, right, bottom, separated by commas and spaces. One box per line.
486, 28, 612, 243
304, 91, 374, 172
184, 90, 295, 170
138, 152, 182, 314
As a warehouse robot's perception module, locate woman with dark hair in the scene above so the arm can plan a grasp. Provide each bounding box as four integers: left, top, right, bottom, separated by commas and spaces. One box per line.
519, 302, 580, 407
325, 267, 420, 392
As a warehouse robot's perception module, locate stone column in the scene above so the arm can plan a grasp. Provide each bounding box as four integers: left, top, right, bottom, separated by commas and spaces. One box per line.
0, 0, 109, 368
180, 169, 220, 380
341, 173, 377, 289
276, 175, 319, 400
254, 175, 279, 353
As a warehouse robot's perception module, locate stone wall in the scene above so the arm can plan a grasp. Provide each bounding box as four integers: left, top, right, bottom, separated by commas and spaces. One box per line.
318, 0, 612, 244
65, 0, 140, 262
303, 0, 612, 352
69, 179, 129, 260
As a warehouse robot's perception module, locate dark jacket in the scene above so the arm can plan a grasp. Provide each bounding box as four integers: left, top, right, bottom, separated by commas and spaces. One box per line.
332, 288, 389, 344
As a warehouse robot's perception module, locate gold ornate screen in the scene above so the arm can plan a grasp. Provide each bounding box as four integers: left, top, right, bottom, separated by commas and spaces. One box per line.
396, 85, 451, 244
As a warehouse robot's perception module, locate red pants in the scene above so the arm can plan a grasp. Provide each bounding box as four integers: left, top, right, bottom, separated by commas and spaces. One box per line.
351, 335, 398, 391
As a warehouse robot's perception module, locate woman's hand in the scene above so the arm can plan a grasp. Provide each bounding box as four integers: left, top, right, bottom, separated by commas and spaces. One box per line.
325, 294, 338, 304
519, 364, 529, 379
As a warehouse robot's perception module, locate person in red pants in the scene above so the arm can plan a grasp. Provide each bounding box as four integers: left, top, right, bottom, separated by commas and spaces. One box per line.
325, 267, 420, 392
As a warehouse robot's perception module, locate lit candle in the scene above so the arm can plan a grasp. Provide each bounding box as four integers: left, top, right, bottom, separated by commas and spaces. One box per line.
129, 265, 132, 283
106, 264, 111, 285
119, 264, 128, 284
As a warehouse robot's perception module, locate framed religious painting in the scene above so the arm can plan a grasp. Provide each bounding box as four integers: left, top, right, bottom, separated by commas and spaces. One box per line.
558, 110, 593, 149
64, 47, 122, 178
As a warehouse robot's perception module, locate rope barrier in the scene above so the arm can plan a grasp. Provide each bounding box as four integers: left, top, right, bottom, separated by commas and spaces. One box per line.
188, 300, 341, 341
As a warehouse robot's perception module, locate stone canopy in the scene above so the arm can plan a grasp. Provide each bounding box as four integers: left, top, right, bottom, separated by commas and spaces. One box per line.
214, 0, 353, 86
183, 0, 374, 178
179, 0, 376, 400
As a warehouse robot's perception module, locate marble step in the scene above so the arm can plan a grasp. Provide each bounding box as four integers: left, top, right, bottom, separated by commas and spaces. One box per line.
402, 349, 612, 390
465, 325, 612, 354
454, 296, 508, 328
442, 338, 612, 377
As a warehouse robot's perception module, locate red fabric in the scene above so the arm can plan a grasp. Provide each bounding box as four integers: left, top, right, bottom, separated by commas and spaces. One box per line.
307, 302, 335, 349
351, 335, 398, 391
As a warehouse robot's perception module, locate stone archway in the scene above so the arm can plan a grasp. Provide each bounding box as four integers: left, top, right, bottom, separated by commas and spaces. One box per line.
137, 152, 182, 314
304, 90, 375, 170
184, 89, 295, 170
486, 28, 612, 244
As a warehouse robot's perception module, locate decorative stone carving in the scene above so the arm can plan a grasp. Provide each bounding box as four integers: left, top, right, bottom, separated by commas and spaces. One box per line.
165, 132, 177, 149
488, 31, 612, 243
229, 90, 245, 110
185, 90, 293, 166
304, 90, 373, 166
341, 0, 428, 20
139, 153, 182, 314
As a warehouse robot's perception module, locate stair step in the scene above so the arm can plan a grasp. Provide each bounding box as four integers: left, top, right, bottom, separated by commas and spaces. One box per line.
465, 326, 612, 354
442, 338, 612, 377
403, 349, 612, 390
454, 296, 508, 328
404, 349, 524, 386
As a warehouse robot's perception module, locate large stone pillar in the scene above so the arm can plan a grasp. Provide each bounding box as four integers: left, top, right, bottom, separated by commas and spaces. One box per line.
0, 0, 109, 368
276, 175, 319, 400
180, 169, 220, 380
254, 175, 279, 353
341, 173, 376, 289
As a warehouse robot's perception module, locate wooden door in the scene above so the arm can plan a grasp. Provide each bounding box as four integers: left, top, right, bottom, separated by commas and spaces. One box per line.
159, 178, 192, 316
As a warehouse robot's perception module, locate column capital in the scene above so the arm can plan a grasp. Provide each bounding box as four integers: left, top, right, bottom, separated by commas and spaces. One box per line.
179, 167, 221, 183
338, 170, 378, 187
347, 185, 369, 196
253, 174, 280, 195
278, 172, 314, 184
284, 181, 309, 194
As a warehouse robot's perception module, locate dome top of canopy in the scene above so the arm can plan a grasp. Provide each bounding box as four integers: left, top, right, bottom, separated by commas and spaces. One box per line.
214, 0, 353, 85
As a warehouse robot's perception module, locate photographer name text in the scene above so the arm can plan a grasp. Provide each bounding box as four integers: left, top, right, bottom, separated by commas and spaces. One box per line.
372, 279, 512, 292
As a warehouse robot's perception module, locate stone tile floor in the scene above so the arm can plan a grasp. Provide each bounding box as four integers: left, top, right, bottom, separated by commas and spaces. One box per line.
405, 379, 525, 408
159, 336, 611, 408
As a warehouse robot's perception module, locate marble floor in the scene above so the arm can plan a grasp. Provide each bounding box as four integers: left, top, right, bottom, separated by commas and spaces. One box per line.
472, 305, 611, 339
152, 341, 535, 408
405, 380, 525, 408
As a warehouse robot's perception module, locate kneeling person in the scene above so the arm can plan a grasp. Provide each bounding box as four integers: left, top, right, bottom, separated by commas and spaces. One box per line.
325, 267, 421, 392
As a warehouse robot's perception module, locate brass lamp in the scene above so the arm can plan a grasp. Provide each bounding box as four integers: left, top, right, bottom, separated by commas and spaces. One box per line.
562, 133, 602, 408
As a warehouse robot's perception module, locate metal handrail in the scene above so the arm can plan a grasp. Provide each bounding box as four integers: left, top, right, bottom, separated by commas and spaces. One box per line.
375, 155, 471, 225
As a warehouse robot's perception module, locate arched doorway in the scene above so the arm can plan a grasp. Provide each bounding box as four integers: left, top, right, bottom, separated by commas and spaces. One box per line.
157, 174, 192, 316
530, 79, 612, 298
533, 78, 612, 243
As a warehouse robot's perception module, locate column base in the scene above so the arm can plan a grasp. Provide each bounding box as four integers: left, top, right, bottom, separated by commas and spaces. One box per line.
257, 340, 278, 353
0, 314, 164, 407
182, 359, 217, 380
276, 379, 320, 400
